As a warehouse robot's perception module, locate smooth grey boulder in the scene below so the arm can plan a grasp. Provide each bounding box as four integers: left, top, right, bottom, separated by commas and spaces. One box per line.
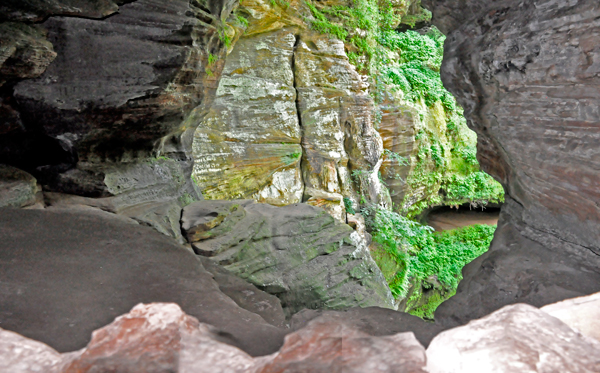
427, 303, 600, 373
0, 164, 40, 208
0, 208, 285, 356
181, 200, 396, 315
0, 0, 121, 22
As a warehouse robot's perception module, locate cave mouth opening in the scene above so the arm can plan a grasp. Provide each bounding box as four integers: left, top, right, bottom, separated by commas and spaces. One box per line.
420, 203, 502, 232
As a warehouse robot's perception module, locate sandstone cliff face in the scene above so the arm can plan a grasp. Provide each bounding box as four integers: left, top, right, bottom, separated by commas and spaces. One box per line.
190, 0, 500, 224
430, 0, 600, 324
2, 0, 597, 334
0, 0, 242, 241
191, 27, 304, 206
0, 0, 397, 317
190, 3, 391, 222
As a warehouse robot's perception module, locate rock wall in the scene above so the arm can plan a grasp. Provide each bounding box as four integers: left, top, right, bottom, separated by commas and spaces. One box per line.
427, 0, 600, 324
190, 27, 304, 206
0, 0, 242, 241
190, 1, 391, 222
190, 0, 501, 224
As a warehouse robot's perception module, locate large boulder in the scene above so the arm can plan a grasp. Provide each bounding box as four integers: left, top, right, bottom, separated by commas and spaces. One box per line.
199, 256, 287, 328
0, 327, 63, 373
181, 200, 395, 314
541, 292, 600, 344
0, 164, 40, 208
60, 303, 257, 373
427, 303, 600, 373
258, 313, 428, 373
0, 302, 429, 373
0, 208, 285, 356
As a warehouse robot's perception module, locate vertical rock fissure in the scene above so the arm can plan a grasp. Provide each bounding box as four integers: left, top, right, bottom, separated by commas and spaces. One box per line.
291, 33, 306, 202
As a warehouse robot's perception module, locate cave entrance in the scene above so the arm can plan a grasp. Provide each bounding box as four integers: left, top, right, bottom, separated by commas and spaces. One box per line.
422, 204, 501, 232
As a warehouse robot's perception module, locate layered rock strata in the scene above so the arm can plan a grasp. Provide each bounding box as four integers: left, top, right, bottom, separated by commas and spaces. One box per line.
0, 0, 242, 241
430, 0, 600, 324
190, 27, 303, 206
190, 3, 391, 222
181, 200, 396, 314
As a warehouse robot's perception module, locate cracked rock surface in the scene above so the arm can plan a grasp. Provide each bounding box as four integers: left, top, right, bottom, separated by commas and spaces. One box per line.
182, 200, 396, 315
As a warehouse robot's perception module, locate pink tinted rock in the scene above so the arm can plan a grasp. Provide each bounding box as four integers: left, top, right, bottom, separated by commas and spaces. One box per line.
0, 327, 63, 373
62, 303, 256, 373
541, 292, 600, 343
427, 303, 600, 373
257, 314, 428, 373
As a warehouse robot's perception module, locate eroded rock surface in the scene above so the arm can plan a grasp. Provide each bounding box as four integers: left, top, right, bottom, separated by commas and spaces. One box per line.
0, 208, 285, 356
0, 0, 243, 240
427, 303, 600, 373
259, 314, 428, 373
61, 303, 258, 373
295, 30, 389, 212
0, 164, 40, 208
0, 0, 122, 22
191, 4, 391, 219
191, 27, 303, 205
430, 0, 600, 322
13, 0, 220, 187
0, 22, 56, 87
181, 200, 395, 314
442, 0, 600, 252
